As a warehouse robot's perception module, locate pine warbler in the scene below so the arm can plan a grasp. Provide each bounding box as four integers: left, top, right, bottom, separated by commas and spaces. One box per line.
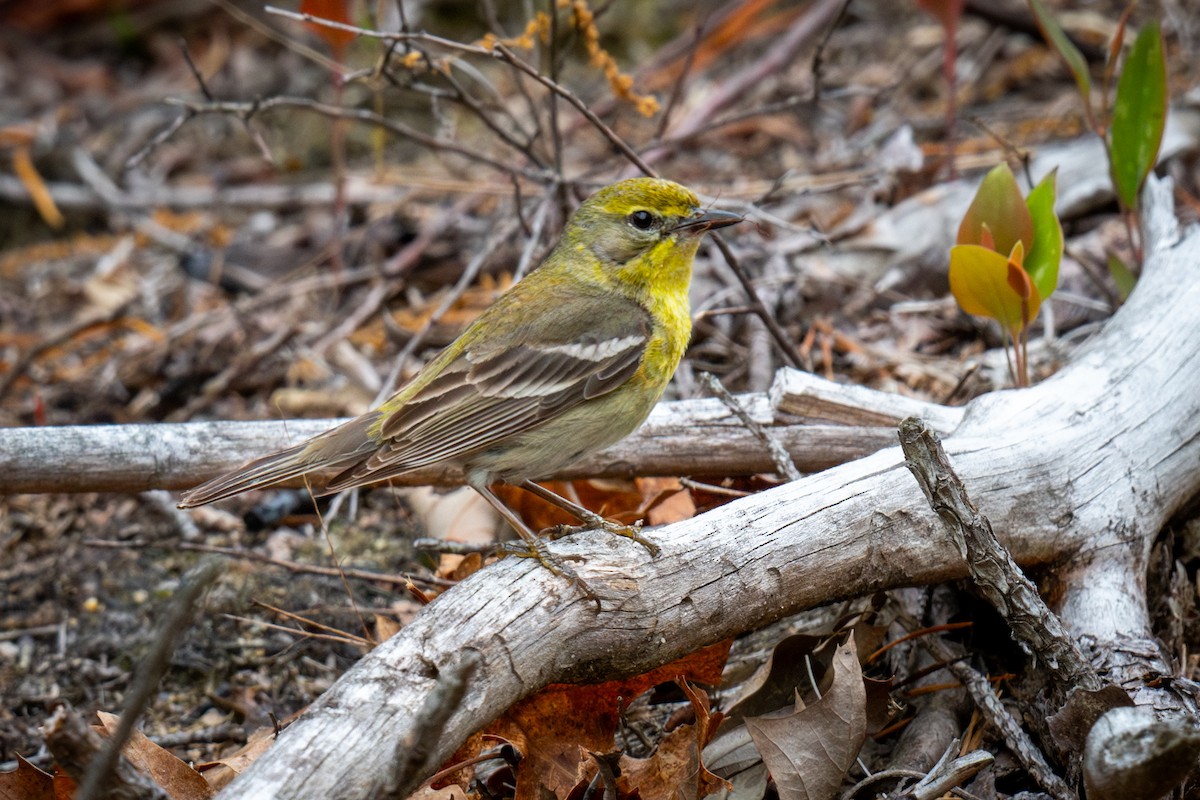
179, 177, 742, 587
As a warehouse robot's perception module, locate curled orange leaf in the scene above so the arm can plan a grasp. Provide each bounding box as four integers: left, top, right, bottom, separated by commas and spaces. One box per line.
950, 242, 1041, 336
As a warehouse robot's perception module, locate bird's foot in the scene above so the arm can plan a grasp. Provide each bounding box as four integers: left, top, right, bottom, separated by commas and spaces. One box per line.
545, 515, 660, 557
498, 538, 600, 609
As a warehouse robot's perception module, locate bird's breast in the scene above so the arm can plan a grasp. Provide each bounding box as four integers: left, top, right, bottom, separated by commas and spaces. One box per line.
637, 289, 692, 390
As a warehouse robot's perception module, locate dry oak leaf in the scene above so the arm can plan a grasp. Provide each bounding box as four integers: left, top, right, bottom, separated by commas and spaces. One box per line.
637, 477, 696, 526
407, 785, 470, 800
0, 755, 59, 800
617, 680, 731, 800
95, 711, 214, 800
744, 634, 866, 800
195, 727, 277, 792
479, 640, 731, 799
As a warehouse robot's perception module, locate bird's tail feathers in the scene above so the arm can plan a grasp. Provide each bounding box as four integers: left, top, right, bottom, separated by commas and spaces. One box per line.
177, 442, 319, 507
178, 414, 382, 507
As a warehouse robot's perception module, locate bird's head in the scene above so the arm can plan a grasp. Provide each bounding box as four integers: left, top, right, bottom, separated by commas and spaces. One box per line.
559, 177, 742, 295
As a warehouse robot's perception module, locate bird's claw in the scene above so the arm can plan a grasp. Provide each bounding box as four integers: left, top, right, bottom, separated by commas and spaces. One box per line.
544, 517, 660, 557
497, 538, 600, 609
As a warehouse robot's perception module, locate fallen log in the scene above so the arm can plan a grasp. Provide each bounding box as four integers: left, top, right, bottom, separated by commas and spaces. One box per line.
211, 177, 1200, 799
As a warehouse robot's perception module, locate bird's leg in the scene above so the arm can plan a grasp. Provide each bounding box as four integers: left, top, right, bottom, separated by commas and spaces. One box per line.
474, 485, 600, 606
518, 480, 660, 557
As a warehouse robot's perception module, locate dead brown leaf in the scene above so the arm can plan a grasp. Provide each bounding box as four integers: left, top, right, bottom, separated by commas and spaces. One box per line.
617, 681, 730, 800
407, 485, 498, 548
194, 727, 276, 791
744, 634, 866, 800
95, 711, 215, 800
720, 634, 825, 723
482, 640, 731, 799
443, 552, 483, 582
636, 477, 696, 526
374, 612, 403, 643
863, 676, 897, 734
0, 755, 57, 800
1047, 683, 1134, 758
406, 784, 471, 800
493, 480, 642, 532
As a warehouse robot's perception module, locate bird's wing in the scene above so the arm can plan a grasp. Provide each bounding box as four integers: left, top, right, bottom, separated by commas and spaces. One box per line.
325, 288, 652, 488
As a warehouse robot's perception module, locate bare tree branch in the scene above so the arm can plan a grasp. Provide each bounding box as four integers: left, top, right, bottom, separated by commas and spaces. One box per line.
0, 377, 950, 495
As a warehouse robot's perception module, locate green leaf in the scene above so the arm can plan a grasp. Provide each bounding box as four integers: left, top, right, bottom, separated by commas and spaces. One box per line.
1111, 20, 1167, 210
1023, 169, 1063, 301
1107, 253, 1137, 301
957, 164, 1034, 259
950, 244, 1042, 336
1028, 0, 1092, 103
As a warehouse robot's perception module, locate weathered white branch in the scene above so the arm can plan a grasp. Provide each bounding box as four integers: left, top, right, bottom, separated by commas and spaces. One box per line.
212, 178, 1200, 800
0, 377, 961, 495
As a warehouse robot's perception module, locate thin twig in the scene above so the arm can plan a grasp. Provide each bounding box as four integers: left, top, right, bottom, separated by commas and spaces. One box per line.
653, 18, 706, 141
642, 0, 846, 165
411, 538, 495, 555
438, 67, 545, 169
125, 111, 190, 171
165, 96, 548, 183
165, 324, 296, 422
379, 650, 482, 799
911, 624, 1076, 800
222, 0, 343, 73
161, 198, 474, 363
250, 599, 371, 645
84, 539, 456, 588
312, 278, 393, 354
677, 477, 751, 497
546, 4, 566, 186
514, 189, 554, 280
968, 116, 1034, 186
810, 0, 853, 102
223, 612, 367, 647
700, 372, 800, 481
710, 233, 804, 369
0, 298, 135, 402
492, 43, 656, 178
265, 6, 481, 55
267, 0, 642, 178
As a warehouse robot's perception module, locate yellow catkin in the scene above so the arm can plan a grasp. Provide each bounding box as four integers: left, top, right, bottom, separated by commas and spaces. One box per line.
569, 0, 658, 116
477, 0, 659, 117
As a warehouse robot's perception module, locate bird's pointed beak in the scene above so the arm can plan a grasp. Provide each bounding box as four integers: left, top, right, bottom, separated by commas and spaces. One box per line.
671, 208, 744, 235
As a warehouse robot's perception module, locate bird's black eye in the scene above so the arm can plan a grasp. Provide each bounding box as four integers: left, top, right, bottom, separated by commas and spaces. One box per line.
628, 209, 656, 231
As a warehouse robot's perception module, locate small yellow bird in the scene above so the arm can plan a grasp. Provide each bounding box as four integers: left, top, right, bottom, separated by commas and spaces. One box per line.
179, 177, 741, 583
